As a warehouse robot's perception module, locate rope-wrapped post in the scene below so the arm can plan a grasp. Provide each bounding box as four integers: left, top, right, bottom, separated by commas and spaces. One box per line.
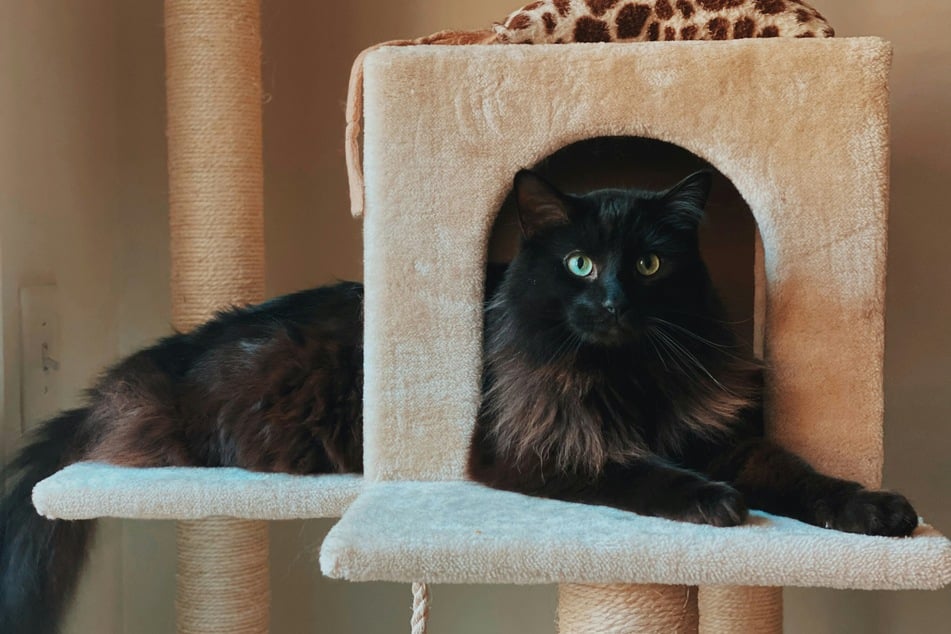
698, 586, 783, 634
557, 583, 699, 633
165, 1, 268, 632
177, 520, 271, 634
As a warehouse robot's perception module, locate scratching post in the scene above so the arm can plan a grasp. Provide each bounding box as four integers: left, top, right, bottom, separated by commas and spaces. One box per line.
698, 587, 783, 634
177, 519, 270, 634
165, 1, 267, 632
558, 584, 698, 633
33, 1, 358, 624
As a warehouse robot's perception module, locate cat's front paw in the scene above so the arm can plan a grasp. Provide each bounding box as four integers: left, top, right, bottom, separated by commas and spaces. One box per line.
670, 481, 748, 528
818, 489, 919, 537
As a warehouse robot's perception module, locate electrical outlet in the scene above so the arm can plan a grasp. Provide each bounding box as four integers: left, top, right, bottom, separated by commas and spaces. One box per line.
20, 284, 62, 432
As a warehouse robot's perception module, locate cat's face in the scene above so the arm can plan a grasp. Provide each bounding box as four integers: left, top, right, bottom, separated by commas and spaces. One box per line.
501, 170, 715, 352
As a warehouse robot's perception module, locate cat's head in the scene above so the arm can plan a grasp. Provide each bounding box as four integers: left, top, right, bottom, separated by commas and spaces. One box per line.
498, 169, 717, 353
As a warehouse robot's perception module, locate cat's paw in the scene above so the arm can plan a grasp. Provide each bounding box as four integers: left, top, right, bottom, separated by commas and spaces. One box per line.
818, 489, 919, 537
673, 481, 748, 528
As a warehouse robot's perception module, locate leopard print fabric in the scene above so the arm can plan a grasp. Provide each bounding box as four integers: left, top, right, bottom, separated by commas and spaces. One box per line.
495, 0, 834, 44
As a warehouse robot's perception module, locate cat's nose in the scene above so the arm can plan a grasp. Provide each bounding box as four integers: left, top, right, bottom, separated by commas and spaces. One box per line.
602, 279, 628, 318
602, 298, 627, 317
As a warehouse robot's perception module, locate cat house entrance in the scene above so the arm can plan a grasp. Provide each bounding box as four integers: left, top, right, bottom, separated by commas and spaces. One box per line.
487, 136, 761, 349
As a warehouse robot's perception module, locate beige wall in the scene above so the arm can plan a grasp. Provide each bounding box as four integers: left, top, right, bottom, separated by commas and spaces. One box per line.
0, 3, 125, 633
1, 1, 948, 632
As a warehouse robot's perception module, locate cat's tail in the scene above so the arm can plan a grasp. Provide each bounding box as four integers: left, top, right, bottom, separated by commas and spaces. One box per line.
1, 408, 95, 634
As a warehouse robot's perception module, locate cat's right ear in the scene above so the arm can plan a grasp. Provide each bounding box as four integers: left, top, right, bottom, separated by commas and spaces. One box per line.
513, 170, 571, 239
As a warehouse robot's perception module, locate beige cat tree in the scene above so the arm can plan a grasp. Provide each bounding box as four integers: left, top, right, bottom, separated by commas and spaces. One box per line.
32, 2, 951, 633
319, 37, 951, 633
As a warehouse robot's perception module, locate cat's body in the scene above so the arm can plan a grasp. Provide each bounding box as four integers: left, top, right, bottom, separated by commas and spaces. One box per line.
1, 171, 916, 634
467, 171, 916, 532
81, 283, 365, 474
1, 284, 365, 633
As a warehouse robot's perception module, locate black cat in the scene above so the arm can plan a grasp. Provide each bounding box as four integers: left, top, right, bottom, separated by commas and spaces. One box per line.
0, 170, 917, 634
468, 169, 916, 535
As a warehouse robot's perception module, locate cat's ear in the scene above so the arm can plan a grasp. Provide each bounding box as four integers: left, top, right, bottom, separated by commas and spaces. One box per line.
661, 170, 713, 230
513, 170, 571, 238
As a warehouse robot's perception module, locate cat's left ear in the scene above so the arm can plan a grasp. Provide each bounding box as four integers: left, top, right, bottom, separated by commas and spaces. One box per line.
661, 170, 713, 230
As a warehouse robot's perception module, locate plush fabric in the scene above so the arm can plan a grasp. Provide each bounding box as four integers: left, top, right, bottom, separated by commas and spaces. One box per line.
32, 462, 362, 520
321, 481, 951, 590
338, 39, 951, 596
359, 39, 892, 490
344, 3, 834, 217
494, 0, 834, 45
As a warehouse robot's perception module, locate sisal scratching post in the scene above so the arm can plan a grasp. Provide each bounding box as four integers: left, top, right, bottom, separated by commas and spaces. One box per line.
558, 583, 699, 633
177, 520, 271, 634
698, 587, 783, 634
165, 1, 268, 632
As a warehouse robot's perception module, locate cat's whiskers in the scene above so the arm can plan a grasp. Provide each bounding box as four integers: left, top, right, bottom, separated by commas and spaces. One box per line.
644, 331, 671, 373
652, 328, 716, 383
648, 317, 736, 350
648, 329, 700, 381
547, 328, 583, 363
647, 317, 750, 364
648, 326, 741, 398
662, 309, 753, 328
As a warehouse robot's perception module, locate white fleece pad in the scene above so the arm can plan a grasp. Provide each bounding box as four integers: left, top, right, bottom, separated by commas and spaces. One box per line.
320, 481, 951, 591
32, 462, 362, 520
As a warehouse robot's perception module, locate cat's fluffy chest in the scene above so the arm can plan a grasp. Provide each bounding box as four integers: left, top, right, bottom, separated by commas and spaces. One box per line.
480, 345, 699, 474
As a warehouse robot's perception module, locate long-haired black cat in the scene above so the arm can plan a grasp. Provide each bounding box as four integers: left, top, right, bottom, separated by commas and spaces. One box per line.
1, 170, 917, 634
468, 170, 917, 532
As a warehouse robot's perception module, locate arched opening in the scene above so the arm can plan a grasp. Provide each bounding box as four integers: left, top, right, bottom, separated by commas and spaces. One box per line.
487, 136, 759, 347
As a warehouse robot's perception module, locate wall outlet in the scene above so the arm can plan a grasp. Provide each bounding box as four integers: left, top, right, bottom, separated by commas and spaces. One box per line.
20, 284, 62, 432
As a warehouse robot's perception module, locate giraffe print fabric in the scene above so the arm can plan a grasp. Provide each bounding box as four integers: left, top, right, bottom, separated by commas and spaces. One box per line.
494, 0, 834, 44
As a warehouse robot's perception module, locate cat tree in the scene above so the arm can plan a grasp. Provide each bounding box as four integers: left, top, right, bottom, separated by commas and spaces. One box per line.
30, 8, 951, 634
319, 37, 951, 633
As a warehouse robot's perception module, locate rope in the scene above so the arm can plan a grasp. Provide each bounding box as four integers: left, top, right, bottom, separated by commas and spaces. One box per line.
164, 1, 268, 632
165, 0, 266, 332
557, 583, 699, 634
176, 519, 270, 634
698, 586, 783, 634
411, 582, 431, 634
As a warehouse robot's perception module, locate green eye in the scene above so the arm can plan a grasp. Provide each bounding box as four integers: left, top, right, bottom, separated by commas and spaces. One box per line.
565, 252, 595, 278
637, 254, 661, 277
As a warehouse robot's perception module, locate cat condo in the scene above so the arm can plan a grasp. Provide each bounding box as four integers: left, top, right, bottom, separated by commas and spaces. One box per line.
318, 32, 951, 634
31, 2, 951, 633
